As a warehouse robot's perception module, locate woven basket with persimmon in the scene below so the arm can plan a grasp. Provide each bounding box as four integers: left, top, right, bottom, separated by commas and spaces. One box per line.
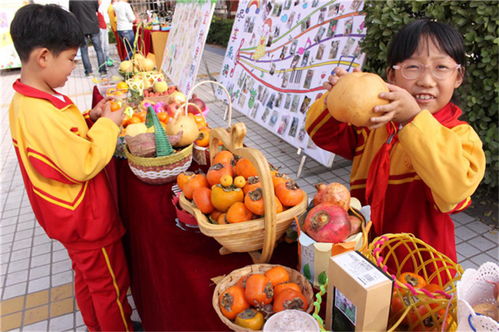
365, 233, 463, 331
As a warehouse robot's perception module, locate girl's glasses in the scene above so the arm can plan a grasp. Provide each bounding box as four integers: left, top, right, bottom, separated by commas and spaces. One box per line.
392, 62, 461, 80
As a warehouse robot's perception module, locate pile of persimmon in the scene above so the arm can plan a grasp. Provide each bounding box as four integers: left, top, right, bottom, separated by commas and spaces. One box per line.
177, 150, 306, 224
390, 272, 452, 331
218, 266, 309, 330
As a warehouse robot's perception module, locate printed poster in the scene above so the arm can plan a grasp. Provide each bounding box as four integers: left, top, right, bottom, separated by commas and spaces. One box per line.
162, 1, 215, 95
217, 0, 366, 167
0, 1, 28, 70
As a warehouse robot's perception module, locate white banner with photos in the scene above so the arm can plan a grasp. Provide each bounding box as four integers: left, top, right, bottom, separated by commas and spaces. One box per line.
162, 1, 215, 94
217, 0, 366, 167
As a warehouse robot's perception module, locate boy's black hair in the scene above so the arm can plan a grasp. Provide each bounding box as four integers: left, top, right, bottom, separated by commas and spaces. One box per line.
387, 19, 465, 68
10, 4, 84, 62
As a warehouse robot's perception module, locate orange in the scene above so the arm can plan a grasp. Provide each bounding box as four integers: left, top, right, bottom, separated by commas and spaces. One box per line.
110, 101, 122, 112
116, 81, 128, 92
157, 112, 169, 123
129, 115, 142, 124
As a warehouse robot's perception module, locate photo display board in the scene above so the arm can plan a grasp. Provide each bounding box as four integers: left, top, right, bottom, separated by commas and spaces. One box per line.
0, 1, 26, 70
217, 0, 366, 167
162, 1, 215, 94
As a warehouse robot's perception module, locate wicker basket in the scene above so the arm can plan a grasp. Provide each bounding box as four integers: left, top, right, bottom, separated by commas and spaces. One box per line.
124, 106, 193, 184
179, 123, 308, 263
365, 233, 464, 332
213, 264, 315, 332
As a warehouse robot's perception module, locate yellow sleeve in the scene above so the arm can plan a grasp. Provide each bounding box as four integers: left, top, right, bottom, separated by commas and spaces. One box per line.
22, 104, 120, 183
398, 110, 486, 212
305, 93, 329, 135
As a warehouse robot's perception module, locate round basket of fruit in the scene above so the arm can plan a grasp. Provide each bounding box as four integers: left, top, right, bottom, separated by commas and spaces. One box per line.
178, 122, 308, 263
213, 264, 314, 331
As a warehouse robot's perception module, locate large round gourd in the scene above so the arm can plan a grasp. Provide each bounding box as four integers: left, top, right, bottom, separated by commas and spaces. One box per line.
165, 114, 199, 147
326, 72, 389, 127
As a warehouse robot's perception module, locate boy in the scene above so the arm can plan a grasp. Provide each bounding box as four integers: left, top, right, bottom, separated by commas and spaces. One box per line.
9, 4, 134, 331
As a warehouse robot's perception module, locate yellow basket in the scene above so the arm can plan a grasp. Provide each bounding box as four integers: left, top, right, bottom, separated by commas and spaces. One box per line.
212, 264, 315, 332
179, 123, 308, 263
365, 233, 463, 331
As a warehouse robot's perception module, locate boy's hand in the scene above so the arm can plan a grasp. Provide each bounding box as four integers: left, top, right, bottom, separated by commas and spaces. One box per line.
369, 83, 421, 130
90, 97, 112, 122
101, 100, 124, 127
323, 67, 361, 107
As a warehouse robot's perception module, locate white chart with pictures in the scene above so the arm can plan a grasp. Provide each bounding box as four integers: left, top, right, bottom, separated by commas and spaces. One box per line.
217, 0, 366, 167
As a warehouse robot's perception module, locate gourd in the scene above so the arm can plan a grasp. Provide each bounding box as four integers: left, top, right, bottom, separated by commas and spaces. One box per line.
165, 113, 199, 147
326, 72, 389, 127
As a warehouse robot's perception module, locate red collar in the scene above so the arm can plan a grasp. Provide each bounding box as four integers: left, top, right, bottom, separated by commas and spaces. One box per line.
13, 79, 74, 109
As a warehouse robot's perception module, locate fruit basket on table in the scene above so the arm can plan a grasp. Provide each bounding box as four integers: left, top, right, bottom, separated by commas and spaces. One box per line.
365, 233, 464, 331
213, 264, 315, 331
178, 121, 308, 264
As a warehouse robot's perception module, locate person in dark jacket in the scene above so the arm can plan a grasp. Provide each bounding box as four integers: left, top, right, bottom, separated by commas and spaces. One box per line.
69, 0, 107, 76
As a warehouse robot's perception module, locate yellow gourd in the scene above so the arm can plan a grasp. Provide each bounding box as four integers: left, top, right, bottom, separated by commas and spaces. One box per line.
165, 113, 199, 147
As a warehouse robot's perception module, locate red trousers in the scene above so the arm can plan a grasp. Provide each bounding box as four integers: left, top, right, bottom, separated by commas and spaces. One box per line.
67, 240, 133, 332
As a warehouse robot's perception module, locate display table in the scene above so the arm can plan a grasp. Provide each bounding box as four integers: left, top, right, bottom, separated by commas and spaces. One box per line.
113, 158, 299, 331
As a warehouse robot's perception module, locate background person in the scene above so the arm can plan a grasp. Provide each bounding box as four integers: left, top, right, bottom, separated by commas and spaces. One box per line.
113, 0, 136, 60
69, 0, 107, 77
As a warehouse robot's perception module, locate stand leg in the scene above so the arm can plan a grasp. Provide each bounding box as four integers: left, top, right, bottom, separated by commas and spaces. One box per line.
296, 155, 307, 179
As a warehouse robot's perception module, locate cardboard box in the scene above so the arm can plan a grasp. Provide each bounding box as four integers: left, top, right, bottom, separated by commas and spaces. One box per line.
297, 205, 371, 288
326, 251, 393, 332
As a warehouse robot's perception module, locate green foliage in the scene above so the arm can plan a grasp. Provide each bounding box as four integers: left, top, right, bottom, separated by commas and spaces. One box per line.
108, 29, 116, 44
361, 0, 499, 190
206, 17, 234, 47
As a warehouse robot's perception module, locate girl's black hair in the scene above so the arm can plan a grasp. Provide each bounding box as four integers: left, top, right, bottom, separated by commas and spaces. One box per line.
387, 19, 465, 68
10, 4, 84, 62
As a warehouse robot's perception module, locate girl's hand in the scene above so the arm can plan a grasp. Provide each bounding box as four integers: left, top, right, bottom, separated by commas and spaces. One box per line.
101, 101, 124, 127
90, 97, 112, 122
369, 83, 421, 130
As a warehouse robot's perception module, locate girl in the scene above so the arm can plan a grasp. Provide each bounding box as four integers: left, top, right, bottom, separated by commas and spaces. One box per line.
305, 19, 486, 263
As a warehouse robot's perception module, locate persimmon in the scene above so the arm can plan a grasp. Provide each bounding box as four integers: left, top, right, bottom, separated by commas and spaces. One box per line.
226, 202, 253, 223
219, 285, 250, 320
206, 163, 233, 186
244, 188, 264, 216
177, 172, 194, 191
275, 181, 305, 207
398, 272, 426, 289
274, 282, 302, 296
211, 184, 244, 212
217, 213, 227, 224
213, 150, 234, 165
244, 274, 273, 306
183, 174, 209, 200
209, 210, 223, 224
275, 196, 284, 213
129, 115, 142, 124
136, 110, 147, 121
236, 274, 250, 289
272, 172, 289, 188
192, 187, 214, 214
194, 128, 210, 147
243, 176, 261, 194
273, 288, 308, 312
235, 309, 264, 330
264, 266, 290, 286
234, 158, 258, 179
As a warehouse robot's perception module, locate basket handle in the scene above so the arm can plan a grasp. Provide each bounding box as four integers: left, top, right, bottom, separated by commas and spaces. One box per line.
145, 106, 173, 156
182, 80, 233, 127
209, 123, 277, 263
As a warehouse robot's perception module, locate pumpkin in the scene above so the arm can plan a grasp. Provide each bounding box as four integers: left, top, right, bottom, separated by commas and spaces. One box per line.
326, 72, 389, 127
211, 184, 244, 212
219, 285, 250, 320
165, 113, 199, 147
226, 202, 253, 223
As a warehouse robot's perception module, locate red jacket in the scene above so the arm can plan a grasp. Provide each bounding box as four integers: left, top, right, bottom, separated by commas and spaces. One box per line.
9, 80, 124, 250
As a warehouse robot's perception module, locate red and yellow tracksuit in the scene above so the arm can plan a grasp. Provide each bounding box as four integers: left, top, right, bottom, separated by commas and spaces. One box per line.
306, 94, 486, 263
9, 80, 133, 331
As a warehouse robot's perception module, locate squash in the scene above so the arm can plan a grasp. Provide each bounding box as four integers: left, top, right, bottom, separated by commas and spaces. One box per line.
165, 113, 199, 147
326, 72, 389, 127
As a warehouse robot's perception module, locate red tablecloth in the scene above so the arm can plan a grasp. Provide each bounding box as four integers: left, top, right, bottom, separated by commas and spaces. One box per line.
113, 158, 299, 331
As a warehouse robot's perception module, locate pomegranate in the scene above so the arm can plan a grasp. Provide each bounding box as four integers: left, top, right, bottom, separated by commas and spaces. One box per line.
313, 182, 351, 211
303, 203, 351, 243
